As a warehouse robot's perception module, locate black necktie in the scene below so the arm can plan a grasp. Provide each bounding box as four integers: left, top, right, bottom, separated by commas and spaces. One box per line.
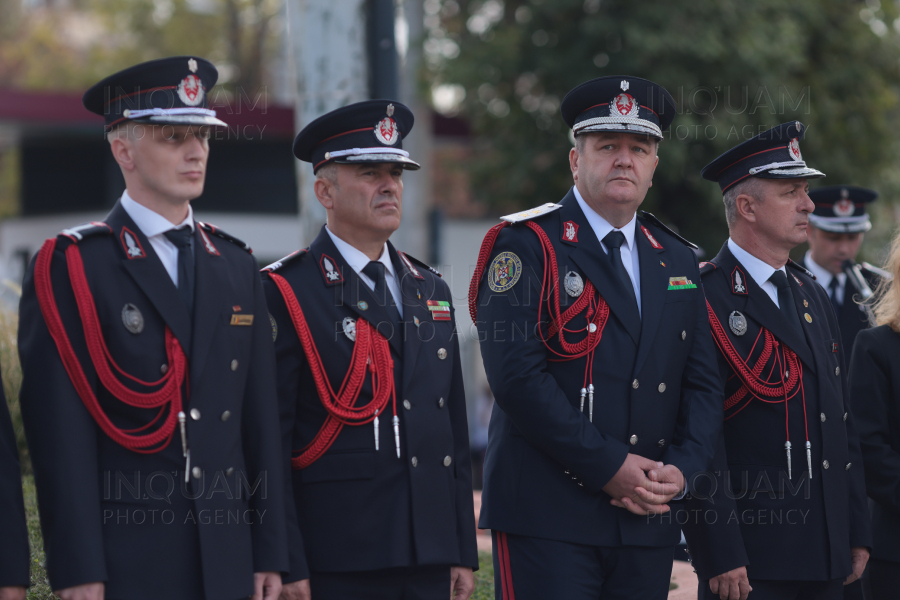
828, 277, 842, 318
769, 270, 803, 337
164, 227, 195, 316
362, 261, 401, 331
602, 230, 639, 312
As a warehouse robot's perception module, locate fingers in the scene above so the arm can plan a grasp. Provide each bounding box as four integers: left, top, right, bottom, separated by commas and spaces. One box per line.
633, 483, 679, 503
844, 573, 859, 585
621, 495, 669, 515
739, 578, 752, 600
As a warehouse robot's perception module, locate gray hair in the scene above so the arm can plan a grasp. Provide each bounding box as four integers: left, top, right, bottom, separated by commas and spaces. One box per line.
722, 177, 762, 227
316, 163, 339, 187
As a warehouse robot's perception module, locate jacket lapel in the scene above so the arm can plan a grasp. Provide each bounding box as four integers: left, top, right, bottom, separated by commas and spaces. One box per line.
391, 245, 431, 393
188, 227, 232, 382
105, 201, 192, 353
559, 192, 641, 344
632, 222, 668, 374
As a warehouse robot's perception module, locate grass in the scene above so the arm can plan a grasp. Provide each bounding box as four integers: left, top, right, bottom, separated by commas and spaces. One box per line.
22, 477, 52, 599
472, 551, 494, 599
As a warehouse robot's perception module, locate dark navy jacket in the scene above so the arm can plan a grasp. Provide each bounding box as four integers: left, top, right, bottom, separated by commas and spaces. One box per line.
17, 201, 288, 599
682, 243, 871, 582
849, 325, 900, 564
805, 256, 883, 350
474, 189, 723, 548
263, 226, 478, 581
1, 383, 29, 588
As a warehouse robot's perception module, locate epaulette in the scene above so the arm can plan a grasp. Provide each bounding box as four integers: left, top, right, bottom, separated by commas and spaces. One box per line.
501, 203, 562, 224
787, 259, 816, 280
197, 222, 252, 254
638, 211, 699, 250
699, 261, 717, 276
261, 249, 308, 273
59, 221, 112, 243
400, 251, 441, 278
861, 261, 893, 281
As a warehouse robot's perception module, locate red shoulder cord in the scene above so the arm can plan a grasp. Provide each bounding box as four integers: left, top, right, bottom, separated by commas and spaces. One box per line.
267, 272, 397, 469
707, 299, 811, 477
468, 221, 610, 417
33, 238, 187, 453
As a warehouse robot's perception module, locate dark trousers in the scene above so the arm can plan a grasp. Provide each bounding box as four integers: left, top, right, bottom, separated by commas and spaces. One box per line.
698, 578, 842, 600
309, 566, 450, 600
869, 558, 900, 600
492, 530, 674, 600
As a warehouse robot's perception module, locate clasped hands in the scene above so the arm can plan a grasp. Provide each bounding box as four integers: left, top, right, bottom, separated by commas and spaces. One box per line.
604, 454, 684, 516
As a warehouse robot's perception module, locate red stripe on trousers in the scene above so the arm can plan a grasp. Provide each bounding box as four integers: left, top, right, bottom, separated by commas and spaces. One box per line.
498, 532, 516, 600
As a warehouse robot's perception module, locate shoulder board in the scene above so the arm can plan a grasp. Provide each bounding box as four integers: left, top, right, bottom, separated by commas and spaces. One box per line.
197, 222, 252, 254
699, 261, 718, 276
787, 259, 816, 280
400, 252, 441, 278
59, 221, 112, 243
638, 212, 699, 250
262, 249, 308, 273
501, 203, 562, 224
861, 261, 893, 281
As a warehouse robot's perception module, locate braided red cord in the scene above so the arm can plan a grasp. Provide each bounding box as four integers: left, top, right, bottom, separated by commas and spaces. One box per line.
33, 238, 186, 453
268, 272, 395, 469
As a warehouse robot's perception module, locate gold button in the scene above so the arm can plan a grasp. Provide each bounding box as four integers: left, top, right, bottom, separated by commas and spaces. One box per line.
231, 359, 239, 371
192, 466, 202, 479
845, 462, 852, 470
190, 408, 201, 420
437, 348, 447, 360
632, 379, 639, 389
438, 397, 445, 408
658, 383, 666, 393
411, 457, 418, 467
403, 400, 411, 410
835, 367, 840, 376
823, 460, 830, 469
221, 410, 231, 422
443, 456, 452, 467
681, 331, 686, 340
629, 435, 638, 445
658, 439, 665, 447
820, 413, 826, 422
160, 363, 168, 374
843, 412, 848, 422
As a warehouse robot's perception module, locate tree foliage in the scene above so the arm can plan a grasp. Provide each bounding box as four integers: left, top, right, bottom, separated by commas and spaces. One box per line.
427, 0, 900, 256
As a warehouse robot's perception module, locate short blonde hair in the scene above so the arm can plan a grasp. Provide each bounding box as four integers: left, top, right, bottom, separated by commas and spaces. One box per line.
868, 228, 900, 332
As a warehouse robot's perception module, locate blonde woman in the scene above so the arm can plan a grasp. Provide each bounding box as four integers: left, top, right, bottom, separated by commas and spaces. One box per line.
848, 229, 900, 599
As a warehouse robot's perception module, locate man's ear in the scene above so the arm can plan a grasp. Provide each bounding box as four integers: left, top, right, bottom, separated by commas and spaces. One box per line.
569, 147, 579, 182
110, 135, 136, 173
314, 177, 334, 210
735, 193, 758, 223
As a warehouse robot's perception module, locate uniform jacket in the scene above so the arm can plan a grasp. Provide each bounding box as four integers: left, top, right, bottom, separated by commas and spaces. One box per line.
474, 189, 723, 548
263, 226, 478, 581
682, 244, 871, 582
805, 256, 882, 349
17, 200, 288, 599
0, 383, 29, 588
849, 325, 900, 563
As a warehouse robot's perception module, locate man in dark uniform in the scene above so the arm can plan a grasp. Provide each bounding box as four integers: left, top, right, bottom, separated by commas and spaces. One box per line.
17, 57, 287, 600
682, 122, 871, 600
470, 76, 724, 599
805, 186, 886, 349
264, 100, 478, 600
1, 381, 29, 600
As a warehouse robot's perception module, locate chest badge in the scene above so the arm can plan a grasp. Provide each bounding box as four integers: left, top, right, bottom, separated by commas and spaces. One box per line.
564, 271, 584, 297
729, 310, 747, 336
487, 251, 522, 293
731, 267, 748, 295
342, 317, 357, 341
122, 303, 144, 335
562, 221, 579, 243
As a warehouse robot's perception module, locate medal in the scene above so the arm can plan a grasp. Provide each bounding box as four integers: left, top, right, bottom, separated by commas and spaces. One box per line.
728, 310, 747, 336
564, 271, 584, 298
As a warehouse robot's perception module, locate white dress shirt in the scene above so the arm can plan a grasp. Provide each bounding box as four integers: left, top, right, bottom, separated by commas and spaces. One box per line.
325, 226, 404, 318
727, 238, 787, 308
120, 190, 194, 286
804, 251, 845, 306
573, 186, 641, 316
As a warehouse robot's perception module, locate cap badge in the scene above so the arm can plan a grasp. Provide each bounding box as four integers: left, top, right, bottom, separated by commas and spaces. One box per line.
788, 137, 802, 161
620, 80, 630, 91
564, 271, 584, 298
833, 198, 855, 217
375, 115, 399, 145
728, 310, 747, 336
612, 93, 639, 118
188, 58, 198, 73
342, 317, 357, 342
177, 74, 204, 107
387, 103, 395, 116
563, 221, 579, 242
